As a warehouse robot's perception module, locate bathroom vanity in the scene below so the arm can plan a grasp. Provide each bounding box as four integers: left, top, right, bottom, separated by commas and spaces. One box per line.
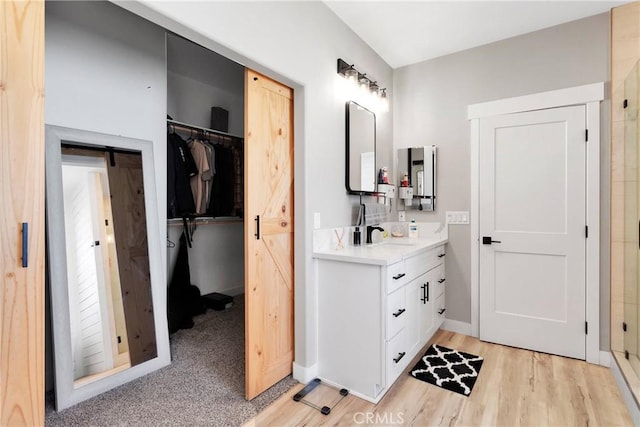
313, 223, 447, 403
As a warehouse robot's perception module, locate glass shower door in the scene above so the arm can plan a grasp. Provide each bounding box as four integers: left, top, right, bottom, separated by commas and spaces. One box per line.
624, 60, 640, 375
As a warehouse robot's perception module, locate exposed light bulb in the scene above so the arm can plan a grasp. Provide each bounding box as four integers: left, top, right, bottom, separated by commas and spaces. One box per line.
359, 75, 370, 93
344, 67, 358, 85
380, 88, 389, 113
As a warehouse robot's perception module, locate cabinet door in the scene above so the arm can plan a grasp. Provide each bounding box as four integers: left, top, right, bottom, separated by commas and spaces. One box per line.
405, 273, 426, 355
0, 0, 45, 424
419, 270, 436, 344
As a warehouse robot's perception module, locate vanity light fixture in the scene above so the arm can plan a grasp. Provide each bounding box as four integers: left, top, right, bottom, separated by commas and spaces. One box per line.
358, 74, 370, 92
344, 66, 358, 84
337, 58, 388, 111
380, 88, 389, 112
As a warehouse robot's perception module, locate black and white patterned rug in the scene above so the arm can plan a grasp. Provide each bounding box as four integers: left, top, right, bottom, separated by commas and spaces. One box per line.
409, 344, 484, 396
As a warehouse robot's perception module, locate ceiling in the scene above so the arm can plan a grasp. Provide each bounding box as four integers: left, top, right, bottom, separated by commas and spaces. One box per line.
325, 1, 628, 69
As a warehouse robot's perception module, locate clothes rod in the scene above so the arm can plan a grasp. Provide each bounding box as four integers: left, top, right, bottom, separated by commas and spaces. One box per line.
167, 119, 243, 140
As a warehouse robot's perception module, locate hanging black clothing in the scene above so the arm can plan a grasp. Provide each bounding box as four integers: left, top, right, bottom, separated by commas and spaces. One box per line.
167, 132, 198, 218
167, 232, 206, 334
208, 145, 235, 217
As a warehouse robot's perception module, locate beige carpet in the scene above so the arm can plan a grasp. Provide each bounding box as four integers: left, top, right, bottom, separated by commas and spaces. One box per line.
46, 297, 298, 426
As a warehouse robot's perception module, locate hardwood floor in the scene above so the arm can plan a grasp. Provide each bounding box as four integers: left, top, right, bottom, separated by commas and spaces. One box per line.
246, 330, 633, 426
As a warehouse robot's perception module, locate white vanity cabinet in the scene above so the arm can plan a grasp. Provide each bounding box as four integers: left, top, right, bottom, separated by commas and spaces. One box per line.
317, 243, 446, 403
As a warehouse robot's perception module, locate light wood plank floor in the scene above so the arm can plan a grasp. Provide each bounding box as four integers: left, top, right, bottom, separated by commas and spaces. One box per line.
246, 330, 633, 426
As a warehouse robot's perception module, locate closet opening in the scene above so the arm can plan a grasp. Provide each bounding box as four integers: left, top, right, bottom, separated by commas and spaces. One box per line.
165, 33, 296, 406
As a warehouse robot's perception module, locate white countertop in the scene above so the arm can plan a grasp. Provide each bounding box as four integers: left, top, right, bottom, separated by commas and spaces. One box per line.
313, 235, 448, 266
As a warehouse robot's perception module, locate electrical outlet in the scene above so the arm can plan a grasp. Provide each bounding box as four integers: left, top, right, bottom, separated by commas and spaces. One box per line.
446, 211, 470, 225
398, 211, 406, 222
314, 212, 321, 229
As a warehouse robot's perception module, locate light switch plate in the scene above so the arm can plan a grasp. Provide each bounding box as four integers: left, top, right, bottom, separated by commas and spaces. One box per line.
446, 211, 470, 225
398, 211, 406, 222
313, 212, 321, 229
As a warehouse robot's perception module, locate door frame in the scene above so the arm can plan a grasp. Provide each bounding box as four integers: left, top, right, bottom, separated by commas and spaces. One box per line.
468, 82, 604, 364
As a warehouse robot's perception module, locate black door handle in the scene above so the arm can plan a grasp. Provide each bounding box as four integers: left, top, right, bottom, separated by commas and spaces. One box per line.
393, 352, 406, 364
392, 308, 406, 318
421, 282, 429, 303
255, 215, 260, 240
482, 236, 501, 245
22, 222, 28, 268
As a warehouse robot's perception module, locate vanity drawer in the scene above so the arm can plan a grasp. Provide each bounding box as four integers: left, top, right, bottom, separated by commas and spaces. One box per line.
435, 293, 446, 327
386, 287, 406, 340
433, 264, 446, 298
386, 261, 408, 294
386, 328, 408, 384
405, 251, 429, 280
425, 246, 446, 272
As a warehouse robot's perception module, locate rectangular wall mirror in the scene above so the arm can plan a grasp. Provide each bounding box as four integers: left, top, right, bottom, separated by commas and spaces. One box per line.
46, 125, 170, 410
346, 100, 376, 194
397, 145, 437, 211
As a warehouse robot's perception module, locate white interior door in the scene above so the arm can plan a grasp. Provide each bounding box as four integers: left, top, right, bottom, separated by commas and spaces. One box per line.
479, 105, 586, 360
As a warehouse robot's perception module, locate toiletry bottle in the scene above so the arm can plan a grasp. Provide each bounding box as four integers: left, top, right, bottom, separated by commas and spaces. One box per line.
409, 219, 418, 238
353, 226, 361, 245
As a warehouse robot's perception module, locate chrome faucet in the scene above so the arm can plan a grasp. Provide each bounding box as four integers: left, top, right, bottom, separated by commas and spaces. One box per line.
366, 225, 384, 244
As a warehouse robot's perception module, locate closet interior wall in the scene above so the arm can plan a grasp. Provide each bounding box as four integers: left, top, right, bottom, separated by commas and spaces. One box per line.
166, 34, 246, 297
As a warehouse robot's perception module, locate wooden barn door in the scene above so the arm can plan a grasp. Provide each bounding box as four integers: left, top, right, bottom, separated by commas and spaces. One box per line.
107, 152, 157, 366
0, 0, 45, 424
244, 69, 294, 400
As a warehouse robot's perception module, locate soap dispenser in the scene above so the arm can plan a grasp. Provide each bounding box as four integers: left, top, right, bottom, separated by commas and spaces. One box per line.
409, 219, 418, 238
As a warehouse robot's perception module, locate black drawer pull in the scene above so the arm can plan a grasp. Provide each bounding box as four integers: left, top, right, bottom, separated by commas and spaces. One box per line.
392, 273, 406, 280
438, 278, 445, 284
438, 308, 446, 315
437, 253, 445, 258
392, 308, 406, 318
393, 352, 406, 364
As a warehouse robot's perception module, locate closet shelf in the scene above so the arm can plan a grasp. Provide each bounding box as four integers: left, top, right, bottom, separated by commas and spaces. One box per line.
167, 119, 244, 140
168, 216, 243, 227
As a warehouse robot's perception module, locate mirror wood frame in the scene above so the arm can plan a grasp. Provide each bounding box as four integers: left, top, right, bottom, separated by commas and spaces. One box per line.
45, 125, 170, 411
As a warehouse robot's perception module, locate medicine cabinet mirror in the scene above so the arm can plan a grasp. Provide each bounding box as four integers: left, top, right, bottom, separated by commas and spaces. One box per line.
397, 145, 437, 211
346, 100, 376, 194
45, 125, 170, 410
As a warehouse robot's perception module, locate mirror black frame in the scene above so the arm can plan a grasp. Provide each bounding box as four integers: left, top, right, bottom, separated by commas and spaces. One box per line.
398, 145, 437, 211
345, 101, 377, 195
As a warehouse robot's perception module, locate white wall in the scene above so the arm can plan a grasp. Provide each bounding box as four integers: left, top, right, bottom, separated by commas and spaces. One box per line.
166, 33, 245, 136
393, 13, 611, 349
167, 223, 244, 296
115, 0, 395, 371
167, 71, 244, 136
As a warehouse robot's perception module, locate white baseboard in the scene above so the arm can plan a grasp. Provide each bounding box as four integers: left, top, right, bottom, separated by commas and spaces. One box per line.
441, 319, 472, 336
292, 362, 318, 384
610, 355, 640, 425
600, 350, 611, 367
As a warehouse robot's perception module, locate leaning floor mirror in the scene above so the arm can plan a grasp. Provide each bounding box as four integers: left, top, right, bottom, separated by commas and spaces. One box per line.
46, 125, 170, 410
